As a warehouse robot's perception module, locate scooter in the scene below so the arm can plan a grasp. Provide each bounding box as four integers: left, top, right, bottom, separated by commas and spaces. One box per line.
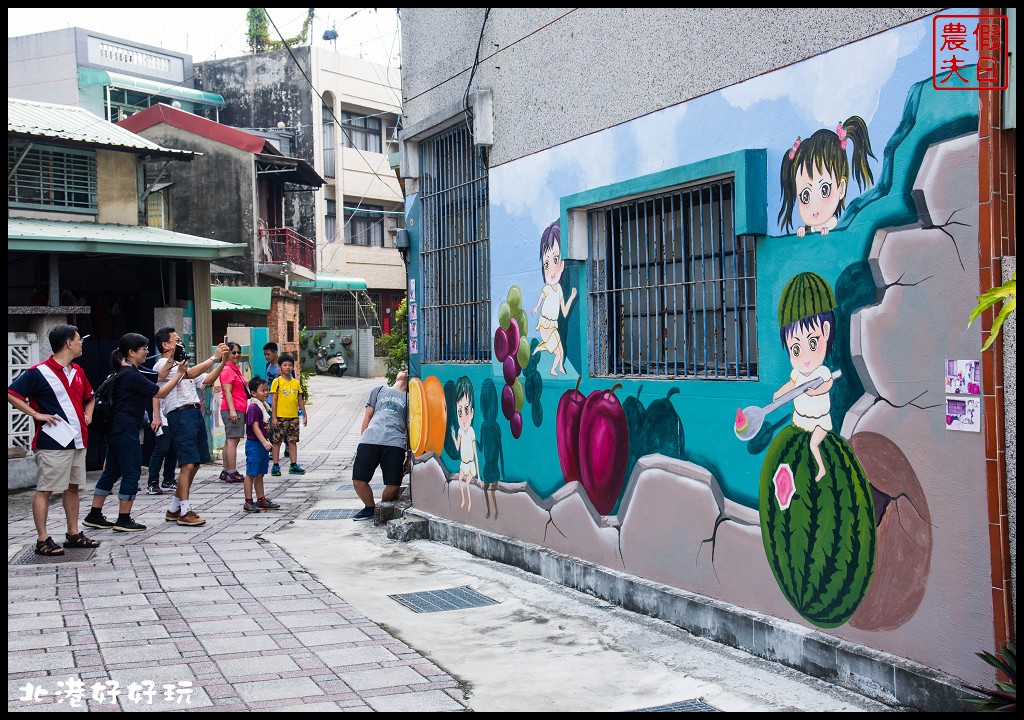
314, 341, 347, 376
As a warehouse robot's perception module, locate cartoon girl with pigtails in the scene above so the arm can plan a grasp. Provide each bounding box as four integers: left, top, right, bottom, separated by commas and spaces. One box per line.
778, 116, 876, 237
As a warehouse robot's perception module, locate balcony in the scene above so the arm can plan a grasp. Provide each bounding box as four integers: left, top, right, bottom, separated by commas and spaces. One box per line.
260, 226, 316, 273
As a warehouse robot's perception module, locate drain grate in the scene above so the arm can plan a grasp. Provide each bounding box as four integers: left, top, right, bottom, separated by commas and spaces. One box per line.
630, 699, 721, 712
307, 508, 361, 520
336, 482, 383, 492
389, 586, 498, 613
10, 545, 97, 566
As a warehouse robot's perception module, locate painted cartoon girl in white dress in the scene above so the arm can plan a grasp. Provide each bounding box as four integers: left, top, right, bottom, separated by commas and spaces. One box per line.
530, 221, 577, 376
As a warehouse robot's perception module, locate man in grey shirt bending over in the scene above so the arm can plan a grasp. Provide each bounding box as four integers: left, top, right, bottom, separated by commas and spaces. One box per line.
352, 370, 410, 521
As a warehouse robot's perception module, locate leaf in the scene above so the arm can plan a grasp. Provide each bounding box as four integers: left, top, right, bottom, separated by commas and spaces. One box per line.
982, 296, 1017, 351
969, 274, 1016, 352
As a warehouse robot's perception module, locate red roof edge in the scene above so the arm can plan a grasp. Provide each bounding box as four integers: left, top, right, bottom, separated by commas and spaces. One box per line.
117, 103, 267, 154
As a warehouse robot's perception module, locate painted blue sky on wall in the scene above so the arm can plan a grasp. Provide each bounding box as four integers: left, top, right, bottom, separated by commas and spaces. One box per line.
487, 9, 978, 331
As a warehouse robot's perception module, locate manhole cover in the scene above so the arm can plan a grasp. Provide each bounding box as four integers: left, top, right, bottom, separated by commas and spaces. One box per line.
307, 508, 361, 520
389, 586, 498, 613
630, 699, 721, 712
10, 545, 97, 566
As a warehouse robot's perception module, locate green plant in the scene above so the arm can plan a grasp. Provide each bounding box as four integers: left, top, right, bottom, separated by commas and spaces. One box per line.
379, 298, 409, 384
299, 367, 311, 402
968, 273, 1016, 351
964, 641, 1016, 711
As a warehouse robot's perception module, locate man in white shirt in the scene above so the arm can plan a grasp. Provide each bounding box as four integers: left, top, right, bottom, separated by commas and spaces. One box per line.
153, 327, 230, 527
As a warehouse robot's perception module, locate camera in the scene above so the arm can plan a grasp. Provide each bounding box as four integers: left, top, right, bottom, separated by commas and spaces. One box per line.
173, 344, 190, 363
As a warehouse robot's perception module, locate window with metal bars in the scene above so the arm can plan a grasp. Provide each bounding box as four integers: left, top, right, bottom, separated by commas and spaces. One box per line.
322, 293, 357, 327
8, 142, 97, 213
419, 124, 491, 363
587, 177, 758, 379
341, 111, 382, 153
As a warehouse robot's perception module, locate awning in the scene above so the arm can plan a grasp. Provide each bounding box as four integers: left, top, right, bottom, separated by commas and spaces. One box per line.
210, 286, 273, 312
255, 153, 324, 188
79, 67, 225, 108
8, 218, 245, 260
289, 273, 368, 292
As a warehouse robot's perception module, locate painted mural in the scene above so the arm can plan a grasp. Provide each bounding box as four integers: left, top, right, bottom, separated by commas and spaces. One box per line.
406, 10, 992, 686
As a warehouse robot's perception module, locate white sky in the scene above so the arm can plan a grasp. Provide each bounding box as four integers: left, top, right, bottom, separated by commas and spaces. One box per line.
7, 8, 401, 67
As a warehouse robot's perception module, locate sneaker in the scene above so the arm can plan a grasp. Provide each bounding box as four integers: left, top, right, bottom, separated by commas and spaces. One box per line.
177, 510, 207, 527
288, 464, 306, 475
243, 500, 261, 513
219, 469, 230, 483
271, 464, 281, 477
146, 483, 163, 495
82, 512, 114, 529
229, 471, 245, 483
256, 497, 280, 510
352, 506, 375, 521
165, 509, 181, 522
112, 517, 147, 532
161, 480, 177, 492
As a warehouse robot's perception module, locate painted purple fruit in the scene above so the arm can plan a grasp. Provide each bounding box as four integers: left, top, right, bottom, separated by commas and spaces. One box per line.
507, 318, 521, 356
501, 384, 515, 420
555, 377, 586, 484
494, 327, 509, 363
503, 356, 518, 385
578, 383, 628, 515
510, 411, 523, 438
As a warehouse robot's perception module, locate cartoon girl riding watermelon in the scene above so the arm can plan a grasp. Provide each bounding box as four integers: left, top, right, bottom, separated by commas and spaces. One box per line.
756, 272, 876, 628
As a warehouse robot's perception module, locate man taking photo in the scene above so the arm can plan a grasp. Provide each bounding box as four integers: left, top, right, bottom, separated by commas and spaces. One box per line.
152, 328, 231, 527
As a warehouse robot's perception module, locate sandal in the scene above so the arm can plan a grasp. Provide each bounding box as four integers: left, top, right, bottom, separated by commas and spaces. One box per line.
64, 531, 101, 549
35, 537, 65, 556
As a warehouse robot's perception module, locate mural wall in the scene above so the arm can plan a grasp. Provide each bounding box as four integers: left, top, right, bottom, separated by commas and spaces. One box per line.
407, 10, 996, 685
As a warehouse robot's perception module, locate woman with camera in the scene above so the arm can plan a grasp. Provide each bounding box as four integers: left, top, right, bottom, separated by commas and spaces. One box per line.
83, 333, 188, 532
218, 342, 248, 483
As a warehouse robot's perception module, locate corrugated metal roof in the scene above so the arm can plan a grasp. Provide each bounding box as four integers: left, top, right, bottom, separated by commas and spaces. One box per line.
8, 217, 244, 260
7, 97, 195, 158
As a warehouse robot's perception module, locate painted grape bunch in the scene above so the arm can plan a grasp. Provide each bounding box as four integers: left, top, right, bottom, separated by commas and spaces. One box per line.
494, 286, 530, 438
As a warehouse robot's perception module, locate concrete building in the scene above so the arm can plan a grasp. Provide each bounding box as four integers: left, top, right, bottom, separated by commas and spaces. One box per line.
397, 8, 1016, 711
197, 47, 407, 337
7, 27, 224, 122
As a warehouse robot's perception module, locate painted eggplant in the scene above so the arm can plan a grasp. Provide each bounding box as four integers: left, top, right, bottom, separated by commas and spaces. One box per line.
640, 387, 684, 459
621, 385, 646, 482
578, 383, 628, 515
555, 377, 586, 484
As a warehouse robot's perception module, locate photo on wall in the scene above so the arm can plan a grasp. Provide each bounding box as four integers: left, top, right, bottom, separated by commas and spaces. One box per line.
945, 396, 981, 432
944, 359, 981, 395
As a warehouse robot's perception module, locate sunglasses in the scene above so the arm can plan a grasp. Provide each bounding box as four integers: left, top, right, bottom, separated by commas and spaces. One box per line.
230, 351, 241, 355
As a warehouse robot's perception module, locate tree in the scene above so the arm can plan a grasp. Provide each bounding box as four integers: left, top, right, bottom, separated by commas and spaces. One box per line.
246, 8, 314, 54
379, 298, 409, 384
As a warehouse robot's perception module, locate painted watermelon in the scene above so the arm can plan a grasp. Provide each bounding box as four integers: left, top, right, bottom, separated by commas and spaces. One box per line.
759, 425, 875, 628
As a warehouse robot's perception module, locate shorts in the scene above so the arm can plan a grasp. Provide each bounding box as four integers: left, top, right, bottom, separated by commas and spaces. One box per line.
221, 409, 246, 439
353, 443, 406, 486
275, 416, 301, 444
245, 439, 270, 477
35, 448, 87, 492
167, 406, 212, 467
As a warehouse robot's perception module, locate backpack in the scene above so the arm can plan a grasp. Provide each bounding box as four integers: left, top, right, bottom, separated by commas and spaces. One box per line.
91, 368, 128, 436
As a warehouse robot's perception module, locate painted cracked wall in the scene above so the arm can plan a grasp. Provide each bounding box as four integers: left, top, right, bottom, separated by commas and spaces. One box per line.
407, 11, 996, 685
